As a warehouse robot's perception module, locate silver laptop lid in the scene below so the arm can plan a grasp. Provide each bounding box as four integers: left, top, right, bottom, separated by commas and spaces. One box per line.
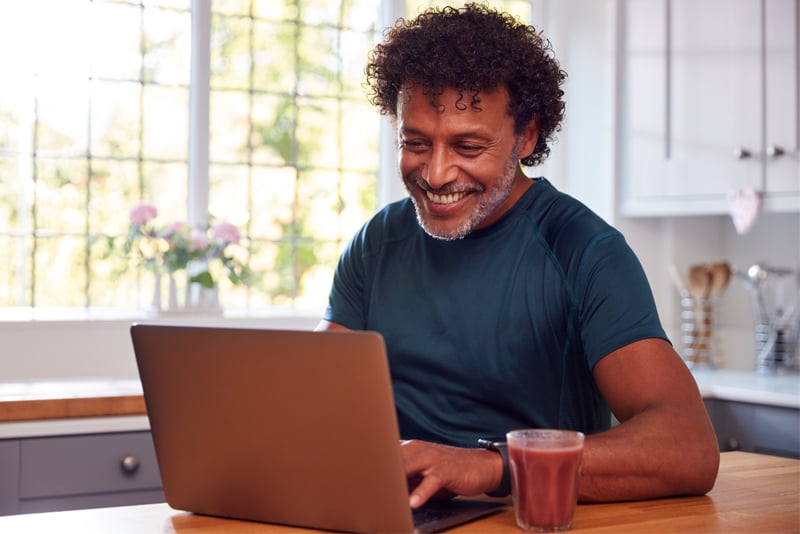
131, 324, 414, 533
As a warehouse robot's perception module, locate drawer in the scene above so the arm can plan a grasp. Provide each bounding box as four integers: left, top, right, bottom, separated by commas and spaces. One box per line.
20, 431, 161, 498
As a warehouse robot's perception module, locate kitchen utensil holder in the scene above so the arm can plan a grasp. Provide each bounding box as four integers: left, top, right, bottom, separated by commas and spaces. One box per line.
754, 321, 799, 373
680, 295, 720, 369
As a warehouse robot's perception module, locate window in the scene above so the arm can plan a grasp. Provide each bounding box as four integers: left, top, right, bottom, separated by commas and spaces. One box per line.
0, 0, 381, 314
0, 0, 532, 318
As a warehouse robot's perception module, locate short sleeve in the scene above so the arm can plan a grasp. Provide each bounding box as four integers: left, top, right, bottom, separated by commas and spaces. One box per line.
576, 232, 668, 369
323, 225, 368, 330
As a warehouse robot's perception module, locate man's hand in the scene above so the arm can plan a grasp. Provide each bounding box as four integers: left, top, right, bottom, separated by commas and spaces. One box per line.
401, 440, 504, 508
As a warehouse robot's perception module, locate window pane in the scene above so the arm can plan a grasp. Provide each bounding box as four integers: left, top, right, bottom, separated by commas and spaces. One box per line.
209, 163, 250, 224
341, 100, 380, 171
340, 169, 379, 233
213, 0, 251, 16
34, 235, 87, 307
89, 159, 142, 235
142, 84, 189, 160
0, 156, 22, 231
90, 2, 142, 81
143, 6, 191, 85
250, 166, 297, 241
142, 161, 189, 219
295, 96, 341, 168
90, 80, 142, 158
298, 25, 340, 96
250, 94, 295, 166
88, 237, 140, 307
297, 169, 345, 241
35, 157, 88, 234
209, 90, 250, 163
36, 78, 90, 155
210, 13, 252, 90
0, 236, 30, 306
252, 20, 297, 93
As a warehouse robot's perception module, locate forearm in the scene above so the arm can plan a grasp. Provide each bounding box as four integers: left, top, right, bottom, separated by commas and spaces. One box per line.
578, 406, 720, 502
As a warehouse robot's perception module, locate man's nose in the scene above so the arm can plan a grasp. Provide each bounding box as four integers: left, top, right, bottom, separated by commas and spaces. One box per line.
424, 147, 458, 190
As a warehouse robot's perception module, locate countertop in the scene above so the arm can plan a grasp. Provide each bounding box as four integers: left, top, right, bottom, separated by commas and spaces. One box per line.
0, 369, 797, 439
0, 378, 148, 439
691, 368, 800, 409
0, 452, 796, 533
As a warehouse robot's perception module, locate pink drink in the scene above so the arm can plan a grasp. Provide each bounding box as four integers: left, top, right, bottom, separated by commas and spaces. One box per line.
507, 430, 584, 532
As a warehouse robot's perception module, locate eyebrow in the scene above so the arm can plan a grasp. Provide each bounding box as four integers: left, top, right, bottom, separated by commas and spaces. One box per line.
398, 126, 495, 142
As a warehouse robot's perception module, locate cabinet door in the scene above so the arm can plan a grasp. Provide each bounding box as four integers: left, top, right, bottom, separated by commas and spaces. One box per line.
622, 0, 786, 215
668, 0, 762, 197
765, 0, 800, 209
0, 441, 20, 515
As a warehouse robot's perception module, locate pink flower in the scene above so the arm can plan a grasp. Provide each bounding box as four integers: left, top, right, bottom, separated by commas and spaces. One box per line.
129, 203, 157, 225
164, 221, 189, 235
212, 221, 241, 245
189, 228, 209, 252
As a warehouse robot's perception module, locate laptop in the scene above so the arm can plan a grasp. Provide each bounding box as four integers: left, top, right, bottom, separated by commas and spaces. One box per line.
130, 324, 506, 533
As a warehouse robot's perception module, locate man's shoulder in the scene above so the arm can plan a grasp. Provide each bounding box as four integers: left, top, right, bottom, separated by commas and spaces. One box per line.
524, 180, 617, 243
358, 197, 418, 250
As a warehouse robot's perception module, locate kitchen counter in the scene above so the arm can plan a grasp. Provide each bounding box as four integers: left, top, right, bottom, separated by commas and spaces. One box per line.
0, 370, 796, 440
0, 452, 796, 533
691, 368, 800, 409
0, 378, 148, 439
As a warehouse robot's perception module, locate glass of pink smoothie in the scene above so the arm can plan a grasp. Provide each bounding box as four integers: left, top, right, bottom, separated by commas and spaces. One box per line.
506, 429, 584, 532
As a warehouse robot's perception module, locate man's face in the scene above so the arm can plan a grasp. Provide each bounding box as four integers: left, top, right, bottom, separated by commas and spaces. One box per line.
396, 84, 537, 240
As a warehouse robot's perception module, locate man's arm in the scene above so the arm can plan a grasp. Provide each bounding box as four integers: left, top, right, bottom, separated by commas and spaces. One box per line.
315, 321, 719, 504
580, 337, 719, 501
395, 338, 719, 507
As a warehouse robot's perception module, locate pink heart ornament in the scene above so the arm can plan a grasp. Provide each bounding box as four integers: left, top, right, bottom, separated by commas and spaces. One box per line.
727, 188, 761, 235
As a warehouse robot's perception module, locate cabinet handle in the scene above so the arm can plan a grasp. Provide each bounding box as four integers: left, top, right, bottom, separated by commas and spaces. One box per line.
726, 437, 740, 451
766, 145, 785, 158
120, 455, 141, 475
733, 148, 752, 159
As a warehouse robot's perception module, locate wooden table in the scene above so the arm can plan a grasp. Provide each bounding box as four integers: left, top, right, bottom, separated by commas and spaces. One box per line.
0, 452, 797, 533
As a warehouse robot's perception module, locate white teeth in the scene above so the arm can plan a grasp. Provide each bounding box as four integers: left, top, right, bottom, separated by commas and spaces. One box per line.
426, 191, 467, 204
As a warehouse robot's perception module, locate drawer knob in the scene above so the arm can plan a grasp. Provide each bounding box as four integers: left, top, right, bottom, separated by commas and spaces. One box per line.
726, 437, 740, 451
766, 145, 785, 158
120, 455, 141, 475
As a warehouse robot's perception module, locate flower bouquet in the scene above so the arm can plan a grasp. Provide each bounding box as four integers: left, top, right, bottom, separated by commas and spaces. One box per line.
126, 202, 258, 312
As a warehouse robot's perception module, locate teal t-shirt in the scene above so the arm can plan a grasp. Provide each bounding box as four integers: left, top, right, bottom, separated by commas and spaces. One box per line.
324, 178, 667, 446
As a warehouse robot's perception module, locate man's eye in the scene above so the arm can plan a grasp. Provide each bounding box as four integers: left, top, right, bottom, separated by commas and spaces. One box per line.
400, 140, 426, 151
457, 144, 484, 154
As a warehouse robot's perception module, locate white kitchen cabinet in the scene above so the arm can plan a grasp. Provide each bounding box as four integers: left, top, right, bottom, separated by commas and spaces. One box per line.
620, 0, 800, 216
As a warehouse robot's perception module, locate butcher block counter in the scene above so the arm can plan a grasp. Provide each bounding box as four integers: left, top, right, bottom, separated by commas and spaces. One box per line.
0, 452, 797, 533
0, 378, 145, 422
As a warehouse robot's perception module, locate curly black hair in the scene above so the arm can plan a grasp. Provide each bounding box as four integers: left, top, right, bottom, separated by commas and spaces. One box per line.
365, 3, 566, 167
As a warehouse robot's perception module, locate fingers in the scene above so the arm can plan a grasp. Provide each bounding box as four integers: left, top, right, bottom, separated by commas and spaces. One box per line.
409, 471, 445, 508
400, 440, 497, 508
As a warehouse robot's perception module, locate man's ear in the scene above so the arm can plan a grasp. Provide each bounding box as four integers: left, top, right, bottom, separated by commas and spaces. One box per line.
518, 117, 539, 161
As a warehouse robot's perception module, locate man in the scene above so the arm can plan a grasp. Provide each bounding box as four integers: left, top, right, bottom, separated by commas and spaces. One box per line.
316, 4, 719, 507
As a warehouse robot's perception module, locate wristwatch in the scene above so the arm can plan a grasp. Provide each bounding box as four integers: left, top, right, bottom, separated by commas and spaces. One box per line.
477, 438, 511, 497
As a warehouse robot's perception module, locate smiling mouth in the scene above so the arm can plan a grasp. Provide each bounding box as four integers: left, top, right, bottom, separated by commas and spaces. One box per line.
425, 190, 469, 204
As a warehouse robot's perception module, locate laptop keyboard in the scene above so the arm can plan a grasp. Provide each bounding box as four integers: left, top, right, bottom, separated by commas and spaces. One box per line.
411, 499, 507, 532
412, 505, 461, 526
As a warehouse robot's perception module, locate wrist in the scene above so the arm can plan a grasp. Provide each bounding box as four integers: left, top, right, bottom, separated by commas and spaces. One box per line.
477, 439, 511, 497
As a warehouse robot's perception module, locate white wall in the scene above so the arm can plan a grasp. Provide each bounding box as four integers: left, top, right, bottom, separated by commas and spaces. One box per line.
1, 315, 319, 381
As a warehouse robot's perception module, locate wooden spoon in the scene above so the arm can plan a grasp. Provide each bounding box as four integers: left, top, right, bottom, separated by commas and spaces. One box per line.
686, 264, 712, 365
708, 262, 732, 299
687, 265, 712, 301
